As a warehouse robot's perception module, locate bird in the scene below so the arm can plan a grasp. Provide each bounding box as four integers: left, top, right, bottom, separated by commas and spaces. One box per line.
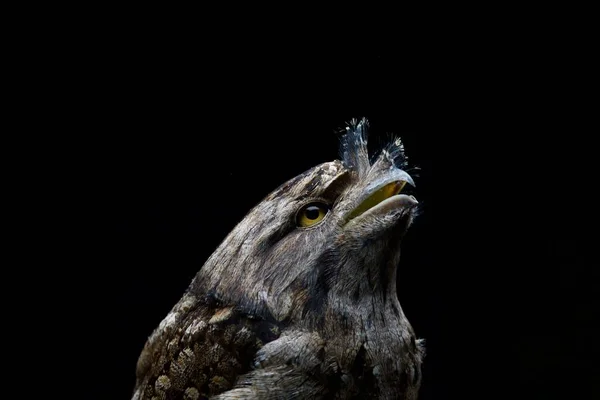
132, 118, 425, 400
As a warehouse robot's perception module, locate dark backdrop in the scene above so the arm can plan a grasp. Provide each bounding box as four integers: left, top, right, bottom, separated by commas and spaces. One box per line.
64, 21, 596, 400
86, 45, 455, 399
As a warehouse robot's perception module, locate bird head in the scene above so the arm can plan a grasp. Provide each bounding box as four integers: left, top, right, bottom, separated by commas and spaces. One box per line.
193, 118, 419, 324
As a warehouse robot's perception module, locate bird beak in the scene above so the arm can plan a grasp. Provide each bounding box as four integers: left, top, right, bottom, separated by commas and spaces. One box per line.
343, 169, 417, 226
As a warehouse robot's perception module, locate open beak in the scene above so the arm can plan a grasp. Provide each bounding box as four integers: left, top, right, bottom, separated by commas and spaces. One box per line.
344, 170, 417, 226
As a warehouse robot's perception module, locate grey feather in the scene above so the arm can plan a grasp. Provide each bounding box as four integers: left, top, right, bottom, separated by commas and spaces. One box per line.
132, 118, 425, 400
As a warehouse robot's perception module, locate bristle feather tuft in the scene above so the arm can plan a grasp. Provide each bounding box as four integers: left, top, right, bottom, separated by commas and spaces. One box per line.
339, 117, 412, 175
339, 118, 370, 177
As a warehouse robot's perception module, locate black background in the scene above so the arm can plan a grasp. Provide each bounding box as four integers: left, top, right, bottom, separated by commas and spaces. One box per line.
47, 15, 597, 400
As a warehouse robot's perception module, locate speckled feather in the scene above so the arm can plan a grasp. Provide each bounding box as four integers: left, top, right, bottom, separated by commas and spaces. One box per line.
133, 293, 283, 400
133, 118, 425, 399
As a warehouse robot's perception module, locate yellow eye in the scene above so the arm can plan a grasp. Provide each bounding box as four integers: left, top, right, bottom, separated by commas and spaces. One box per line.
297, 202, 329, 227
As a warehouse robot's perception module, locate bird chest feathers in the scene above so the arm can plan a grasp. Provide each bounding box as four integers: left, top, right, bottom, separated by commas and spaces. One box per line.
133, 118, 425, 400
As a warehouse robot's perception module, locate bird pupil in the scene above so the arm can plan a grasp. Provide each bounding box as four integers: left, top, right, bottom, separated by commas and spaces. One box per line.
305, 206, 320, 220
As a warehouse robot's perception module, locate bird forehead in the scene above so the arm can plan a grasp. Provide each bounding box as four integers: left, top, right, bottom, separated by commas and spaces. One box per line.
319, 160, 344, 178
266, 160, 345, 200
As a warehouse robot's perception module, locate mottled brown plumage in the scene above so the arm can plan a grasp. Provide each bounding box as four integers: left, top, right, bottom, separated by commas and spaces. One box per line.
133, 118, 425, 399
